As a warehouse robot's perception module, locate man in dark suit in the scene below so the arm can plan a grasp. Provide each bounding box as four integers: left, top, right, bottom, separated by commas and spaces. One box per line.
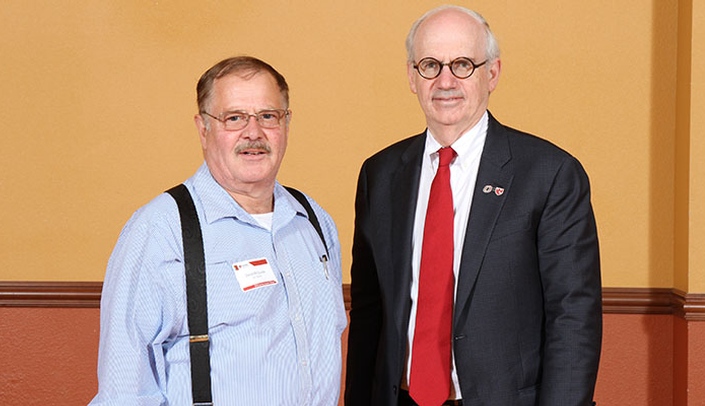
345, 5, 601, 406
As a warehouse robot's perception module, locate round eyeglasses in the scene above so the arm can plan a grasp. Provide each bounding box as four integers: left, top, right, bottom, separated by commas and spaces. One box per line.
413, 57, 488, 80
201, 109, 289, 131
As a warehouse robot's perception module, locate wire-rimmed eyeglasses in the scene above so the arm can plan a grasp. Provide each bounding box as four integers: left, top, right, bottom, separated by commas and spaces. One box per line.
412, 57, 488, 80
201, 109, 290, 131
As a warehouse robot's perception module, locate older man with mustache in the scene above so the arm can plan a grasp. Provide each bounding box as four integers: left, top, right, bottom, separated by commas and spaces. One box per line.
91, 56, 346, 405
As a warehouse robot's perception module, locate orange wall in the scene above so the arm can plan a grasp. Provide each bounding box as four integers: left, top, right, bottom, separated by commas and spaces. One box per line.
597, 314, 673, 405
0, 308, 99, 405
686, 1, 705, 292
2, 1, 702, 289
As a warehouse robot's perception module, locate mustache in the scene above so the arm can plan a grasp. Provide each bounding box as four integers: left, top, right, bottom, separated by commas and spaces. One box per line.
432, 90, 463, 98
234, 140, 272, 154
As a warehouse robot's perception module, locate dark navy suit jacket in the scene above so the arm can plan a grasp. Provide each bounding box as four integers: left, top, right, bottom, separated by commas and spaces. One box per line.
345, 113, 602, 406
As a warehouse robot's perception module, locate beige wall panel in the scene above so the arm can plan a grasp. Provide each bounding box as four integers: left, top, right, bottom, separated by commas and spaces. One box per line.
0, 1, 689, 288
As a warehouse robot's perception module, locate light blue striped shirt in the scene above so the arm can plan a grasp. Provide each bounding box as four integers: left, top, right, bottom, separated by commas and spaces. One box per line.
90, 163, 346, 405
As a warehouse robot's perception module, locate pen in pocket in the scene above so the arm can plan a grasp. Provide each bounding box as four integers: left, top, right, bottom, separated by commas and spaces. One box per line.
320, 254, 329, 280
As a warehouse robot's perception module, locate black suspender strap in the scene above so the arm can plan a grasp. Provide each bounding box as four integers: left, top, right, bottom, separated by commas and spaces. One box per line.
284, 186, 329, 258
165, 183, 326, 406
165, 184, 213, 406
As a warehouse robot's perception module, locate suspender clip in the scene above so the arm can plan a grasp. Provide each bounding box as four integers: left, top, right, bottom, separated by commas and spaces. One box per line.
189, 334, 209, 343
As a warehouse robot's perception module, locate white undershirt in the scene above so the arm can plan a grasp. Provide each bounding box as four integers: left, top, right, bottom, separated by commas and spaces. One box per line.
251, 212, 274, 231
405, 112, 488, 399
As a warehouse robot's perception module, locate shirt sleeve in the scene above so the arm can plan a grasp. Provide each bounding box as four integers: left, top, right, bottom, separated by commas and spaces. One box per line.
90, 201, 182, 406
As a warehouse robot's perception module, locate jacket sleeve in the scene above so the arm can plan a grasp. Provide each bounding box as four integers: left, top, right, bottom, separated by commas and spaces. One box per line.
536, 156, 602, 406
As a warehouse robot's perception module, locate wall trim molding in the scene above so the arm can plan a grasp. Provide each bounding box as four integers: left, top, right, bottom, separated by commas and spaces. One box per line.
0, 281, 102, 308
2, 282, 704, 320
601, 287, 705, 321
602, 287, 675, 314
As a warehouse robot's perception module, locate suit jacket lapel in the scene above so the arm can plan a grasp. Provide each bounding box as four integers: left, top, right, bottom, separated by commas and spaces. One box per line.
390, 133, 425, 327
454, 115, 514, 325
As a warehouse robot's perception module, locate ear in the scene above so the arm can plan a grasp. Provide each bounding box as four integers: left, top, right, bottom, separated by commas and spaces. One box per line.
194, 113, 209, 149
487, 58, 502, 93
407, 62, 418, 94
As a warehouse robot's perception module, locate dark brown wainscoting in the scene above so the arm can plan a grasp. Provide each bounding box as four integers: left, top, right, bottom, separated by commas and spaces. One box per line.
0, 281, 102, 308
1, 282, 705, 320
602, 287, 705, 320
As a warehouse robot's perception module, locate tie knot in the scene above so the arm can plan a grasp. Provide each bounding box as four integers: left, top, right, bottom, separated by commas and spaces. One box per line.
437, 147, 456, 167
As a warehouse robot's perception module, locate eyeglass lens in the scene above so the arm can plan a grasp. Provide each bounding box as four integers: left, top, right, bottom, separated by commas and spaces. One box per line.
415, 57, 481, 79
215, 110, 287, 130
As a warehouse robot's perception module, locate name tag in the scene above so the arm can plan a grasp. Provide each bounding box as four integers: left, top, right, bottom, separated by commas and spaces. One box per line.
232, 258, 278, 292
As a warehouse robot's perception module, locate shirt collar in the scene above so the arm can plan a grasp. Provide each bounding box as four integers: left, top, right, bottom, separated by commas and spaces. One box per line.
424, 111, 488, 169
186, 162, 299, 227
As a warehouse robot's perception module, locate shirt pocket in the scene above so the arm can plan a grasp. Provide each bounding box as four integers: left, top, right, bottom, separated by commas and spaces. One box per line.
204, 255, 287, 333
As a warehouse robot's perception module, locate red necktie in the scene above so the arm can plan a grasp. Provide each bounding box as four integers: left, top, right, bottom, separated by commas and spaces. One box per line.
409, 147, 456, 406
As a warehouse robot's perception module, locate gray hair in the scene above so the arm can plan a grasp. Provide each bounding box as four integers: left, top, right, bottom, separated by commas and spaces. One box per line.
196, 56, 289, 114
405, 5, 500, 63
